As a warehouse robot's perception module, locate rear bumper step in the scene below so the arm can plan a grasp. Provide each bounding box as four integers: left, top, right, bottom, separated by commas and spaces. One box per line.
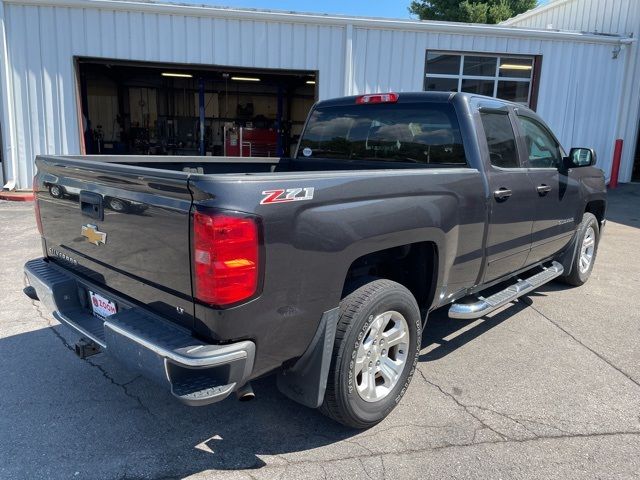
449, 261, 564, 320
24, 258, 255, 406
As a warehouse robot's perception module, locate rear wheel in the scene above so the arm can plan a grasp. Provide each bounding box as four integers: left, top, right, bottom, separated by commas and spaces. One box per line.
561, 212, 599, 286
107, 198, 127, 212
48, 185, 64, 198
320, 279, 422, 428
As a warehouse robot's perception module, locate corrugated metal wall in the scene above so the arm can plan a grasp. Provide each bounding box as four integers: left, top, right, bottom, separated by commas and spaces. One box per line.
349, 28, 628, 180
0, 0, 633, 188
503, 0, 639, 34
0, 2, 345, 188
504, 0, 640, 182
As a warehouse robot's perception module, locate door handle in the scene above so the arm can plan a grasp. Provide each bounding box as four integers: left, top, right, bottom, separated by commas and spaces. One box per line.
493, 188, 513, 200
79, 191, 104, 221
536, 184, 552, 195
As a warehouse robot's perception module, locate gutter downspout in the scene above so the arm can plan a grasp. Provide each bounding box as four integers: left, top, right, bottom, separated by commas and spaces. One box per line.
343, 23, 353, 97
0, 0, 17, 190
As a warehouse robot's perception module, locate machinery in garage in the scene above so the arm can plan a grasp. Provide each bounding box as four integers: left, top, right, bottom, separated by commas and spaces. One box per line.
78, 60, 316, 159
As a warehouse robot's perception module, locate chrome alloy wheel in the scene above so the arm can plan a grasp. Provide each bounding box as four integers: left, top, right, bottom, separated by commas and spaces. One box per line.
354, 310, 410, 403
579, 226, 596, 274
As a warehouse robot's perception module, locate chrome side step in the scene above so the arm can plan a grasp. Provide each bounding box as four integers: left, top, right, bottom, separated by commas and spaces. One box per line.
449, 261, 564, 320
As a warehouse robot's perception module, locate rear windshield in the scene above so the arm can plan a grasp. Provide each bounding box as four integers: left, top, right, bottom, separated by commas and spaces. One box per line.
297, 102, 466, 166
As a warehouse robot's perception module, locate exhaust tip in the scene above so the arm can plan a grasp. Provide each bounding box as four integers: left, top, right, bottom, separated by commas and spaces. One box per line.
236, 382, 255, 401
23, 285, 39, 301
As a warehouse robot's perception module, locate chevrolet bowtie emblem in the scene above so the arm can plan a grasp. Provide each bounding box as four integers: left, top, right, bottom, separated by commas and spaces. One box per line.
81, 224, 107, 246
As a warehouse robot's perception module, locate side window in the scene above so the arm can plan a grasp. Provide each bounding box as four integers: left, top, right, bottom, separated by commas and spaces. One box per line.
480, 112, 520, 168
517, 116, 562, 169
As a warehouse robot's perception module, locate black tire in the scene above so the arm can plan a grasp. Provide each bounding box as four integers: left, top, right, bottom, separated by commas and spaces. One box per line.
561, 212, 599, 286
320, 279, 422, 429
108, 198, 127, 212
48, 184, 64, 198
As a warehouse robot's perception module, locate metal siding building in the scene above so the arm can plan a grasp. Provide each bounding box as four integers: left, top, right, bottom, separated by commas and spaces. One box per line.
0, 0, 636, 189
503, 0, 640, 183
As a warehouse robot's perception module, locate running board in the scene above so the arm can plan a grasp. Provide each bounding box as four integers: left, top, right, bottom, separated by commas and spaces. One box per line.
449, 261, 564, 320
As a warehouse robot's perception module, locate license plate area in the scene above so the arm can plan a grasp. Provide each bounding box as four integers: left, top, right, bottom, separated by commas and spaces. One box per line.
89, 291, 117, 319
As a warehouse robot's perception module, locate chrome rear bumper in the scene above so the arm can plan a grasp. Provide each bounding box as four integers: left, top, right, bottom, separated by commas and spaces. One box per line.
24, 257, 255, 406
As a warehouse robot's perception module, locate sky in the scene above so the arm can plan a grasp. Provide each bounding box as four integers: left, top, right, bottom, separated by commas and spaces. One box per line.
189, 0, 551, 20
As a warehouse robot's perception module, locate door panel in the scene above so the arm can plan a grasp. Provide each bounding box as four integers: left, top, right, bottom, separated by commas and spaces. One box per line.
525, 170, 580, 263
515, 115, 580, 264
485, 170, 536, 282
479, 110, 535, 283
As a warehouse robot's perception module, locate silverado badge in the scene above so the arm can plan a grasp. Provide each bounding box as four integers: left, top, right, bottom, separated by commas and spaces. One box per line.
81, 224, 107, 246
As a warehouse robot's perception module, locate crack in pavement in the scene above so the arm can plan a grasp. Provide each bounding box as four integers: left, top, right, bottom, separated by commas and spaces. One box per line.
27, 294, 156, 418
522, 297, 640, 390
200, 430, 640, 479
415, 368, 511, 441
379, 455, 387, 480
414, 357, 640, 454
414, 367, 640, 443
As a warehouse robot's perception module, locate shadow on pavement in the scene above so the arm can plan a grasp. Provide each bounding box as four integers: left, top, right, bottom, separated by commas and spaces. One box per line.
0, 280, 583, 477
419, 277, 578, 362
1, 326, 357, 477
419, 300, 529, 362
605, 184, 640, 229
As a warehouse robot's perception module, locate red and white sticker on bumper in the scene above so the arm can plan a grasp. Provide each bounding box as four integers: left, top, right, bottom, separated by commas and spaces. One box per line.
260, 187, 315, 205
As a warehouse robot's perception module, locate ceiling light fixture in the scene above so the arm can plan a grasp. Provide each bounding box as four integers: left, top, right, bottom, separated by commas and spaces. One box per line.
499, 64, 533, 71
161, 72, 193, 78
306, 80, 316, 85
231, 76, 261, 82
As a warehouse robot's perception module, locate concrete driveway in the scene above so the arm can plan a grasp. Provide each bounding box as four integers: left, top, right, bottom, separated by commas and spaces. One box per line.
1, 185, 639, 479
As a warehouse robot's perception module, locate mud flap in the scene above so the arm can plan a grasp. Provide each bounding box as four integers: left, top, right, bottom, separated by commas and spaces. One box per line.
276, 307, 339, 408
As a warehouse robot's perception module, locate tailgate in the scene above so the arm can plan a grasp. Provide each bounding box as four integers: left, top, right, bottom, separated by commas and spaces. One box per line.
34, 156, 195, 329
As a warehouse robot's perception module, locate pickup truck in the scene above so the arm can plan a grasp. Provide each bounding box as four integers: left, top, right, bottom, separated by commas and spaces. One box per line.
24, 92, 606, 428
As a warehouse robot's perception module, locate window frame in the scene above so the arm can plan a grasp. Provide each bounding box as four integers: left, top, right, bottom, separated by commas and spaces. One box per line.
514, 112, 566, 170
478, 107, 527, 171
424, 51, 539, 108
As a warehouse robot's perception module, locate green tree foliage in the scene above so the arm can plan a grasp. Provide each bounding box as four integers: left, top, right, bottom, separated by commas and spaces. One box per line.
409, 0, 538, 24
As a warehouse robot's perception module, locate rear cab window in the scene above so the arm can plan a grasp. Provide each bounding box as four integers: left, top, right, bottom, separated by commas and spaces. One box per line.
297, 102, 467, 167
480, 111, 521, 169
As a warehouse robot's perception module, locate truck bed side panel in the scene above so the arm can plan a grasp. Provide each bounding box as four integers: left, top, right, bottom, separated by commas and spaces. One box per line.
189, 168, 486, 377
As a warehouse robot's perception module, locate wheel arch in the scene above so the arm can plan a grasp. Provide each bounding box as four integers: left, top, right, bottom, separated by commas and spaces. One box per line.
341, 241, 440, 315
584, 199, 606, 227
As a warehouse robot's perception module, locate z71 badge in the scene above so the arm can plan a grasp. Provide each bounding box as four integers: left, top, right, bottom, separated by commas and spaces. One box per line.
261, 187, 314, 205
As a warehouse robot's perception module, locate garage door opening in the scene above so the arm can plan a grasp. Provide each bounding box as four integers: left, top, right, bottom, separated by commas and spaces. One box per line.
76, 59, 317, 158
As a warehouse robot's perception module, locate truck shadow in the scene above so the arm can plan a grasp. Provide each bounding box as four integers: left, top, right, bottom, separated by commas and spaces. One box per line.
0, 326, 357, 477
5, 282, 574, 477
419, 279, 576, 362
420, 297, 530, 362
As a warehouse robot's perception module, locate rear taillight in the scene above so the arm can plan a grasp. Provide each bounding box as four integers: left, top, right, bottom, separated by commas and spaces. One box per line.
355, 92, 399, 105
192, 211, 260, 307
33, 176, 43, 235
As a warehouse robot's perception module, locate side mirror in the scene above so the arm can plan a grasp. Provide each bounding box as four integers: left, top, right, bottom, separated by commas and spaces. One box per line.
564, 147, 596, 169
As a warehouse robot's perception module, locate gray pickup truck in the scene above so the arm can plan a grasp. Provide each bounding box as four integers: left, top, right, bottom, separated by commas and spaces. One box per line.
25, 92, 606, 428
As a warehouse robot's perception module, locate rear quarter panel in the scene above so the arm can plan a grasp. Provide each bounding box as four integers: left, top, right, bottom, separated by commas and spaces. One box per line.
189, 168, 486, 377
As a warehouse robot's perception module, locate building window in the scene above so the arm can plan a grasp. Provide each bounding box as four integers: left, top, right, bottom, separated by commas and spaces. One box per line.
424, 52, 536, 107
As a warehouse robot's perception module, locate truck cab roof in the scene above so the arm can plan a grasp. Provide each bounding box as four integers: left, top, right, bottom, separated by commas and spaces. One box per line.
315, 91, 533, 115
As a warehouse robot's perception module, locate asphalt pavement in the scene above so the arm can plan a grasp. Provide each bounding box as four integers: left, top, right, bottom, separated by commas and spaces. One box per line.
1, 184, 639, 479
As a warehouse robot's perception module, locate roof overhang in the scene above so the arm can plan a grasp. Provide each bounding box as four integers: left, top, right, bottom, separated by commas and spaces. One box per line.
4, 0, 635, 46
500, 0, 573, 26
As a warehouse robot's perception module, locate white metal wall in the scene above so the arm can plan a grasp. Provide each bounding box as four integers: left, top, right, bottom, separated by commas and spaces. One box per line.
0, 0, 634, 188
504, 0, 640, 182
502, 0, 640, 34
349, 28, 628, 180
0, 2, 345, 188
